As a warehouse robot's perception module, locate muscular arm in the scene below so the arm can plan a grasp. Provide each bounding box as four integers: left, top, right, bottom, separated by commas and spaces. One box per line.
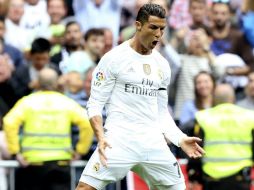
89, 115, 104, 142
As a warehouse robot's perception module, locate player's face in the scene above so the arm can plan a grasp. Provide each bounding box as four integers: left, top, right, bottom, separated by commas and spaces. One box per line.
138, 15, 166, 50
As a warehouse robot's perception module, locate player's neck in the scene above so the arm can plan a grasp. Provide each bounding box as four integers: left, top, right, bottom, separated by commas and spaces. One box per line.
129, 37, 152, 55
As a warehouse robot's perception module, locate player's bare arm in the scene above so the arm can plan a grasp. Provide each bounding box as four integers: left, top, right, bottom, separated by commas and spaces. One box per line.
89, 115, 111, 167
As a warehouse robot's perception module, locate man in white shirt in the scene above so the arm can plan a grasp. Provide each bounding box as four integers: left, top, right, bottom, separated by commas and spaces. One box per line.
72, 0, 122, 45
20, 0, 50, 41
5, 0, 31, 51
76, 3, 204, 190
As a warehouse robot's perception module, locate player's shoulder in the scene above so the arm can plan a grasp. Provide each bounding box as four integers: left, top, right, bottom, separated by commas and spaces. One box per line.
97, 41, 130, 71
102, 41, 129, 61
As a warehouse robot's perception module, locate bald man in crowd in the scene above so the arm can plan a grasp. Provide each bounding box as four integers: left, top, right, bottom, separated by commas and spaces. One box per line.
188, 84, 254, 190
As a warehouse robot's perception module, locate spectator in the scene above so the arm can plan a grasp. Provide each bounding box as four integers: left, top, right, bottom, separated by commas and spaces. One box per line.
10, 38, 57, 100
237, 72, 254, 110
210, 1, 254, 75
103, 28, 113, 53
60, 28, 104, 75
84, 67, 95, 99
179, 71, 216, 126
3, 68, 94, 190
214, 53, 248, 99
4, 0, 31, 51
169, 0, 192, 30
0, 54, 14, 117
189, 0, 209, 29
240, 0, 254, 48
73, 0, 122, 45
194, 83, 254, 190
58, 28, 104, 76
20, 0, 50, 43
170, 0, 209, 53
44, 0, 67, 56
0, 0, 9, 16
0, 16, 25, 68
174, 28, 220, 120
63, 71, 87, 107
51, 21, 83, 72
84, 28, 105, 64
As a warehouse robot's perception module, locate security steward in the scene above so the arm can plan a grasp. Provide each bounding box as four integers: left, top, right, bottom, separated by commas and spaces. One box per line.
193, 84, 254, 190
3, 68, 94, 190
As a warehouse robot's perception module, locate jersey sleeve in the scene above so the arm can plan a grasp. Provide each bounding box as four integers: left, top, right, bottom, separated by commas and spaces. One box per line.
158, 62, 187, 147
87, 53, 118, 118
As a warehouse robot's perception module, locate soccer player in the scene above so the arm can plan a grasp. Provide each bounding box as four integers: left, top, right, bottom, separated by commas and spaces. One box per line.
76, 3, 205, 190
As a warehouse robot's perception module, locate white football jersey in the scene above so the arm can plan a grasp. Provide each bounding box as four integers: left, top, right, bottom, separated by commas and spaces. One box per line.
87, 40, 185, 146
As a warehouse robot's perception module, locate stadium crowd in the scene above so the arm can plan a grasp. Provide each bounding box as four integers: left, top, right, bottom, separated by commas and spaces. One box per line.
0, 0, 254, 189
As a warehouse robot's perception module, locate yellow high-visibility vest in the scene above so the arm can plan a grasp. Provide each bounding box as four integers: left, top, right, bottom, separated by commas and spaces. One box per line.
196, 103, 254, 179
4, 91, 93, 163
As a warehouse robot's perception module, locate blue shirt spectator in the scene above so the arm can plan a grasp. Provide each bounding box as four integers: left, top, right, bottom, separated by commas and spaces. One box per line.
3, 43, 25, 68
179, 100, 198, 126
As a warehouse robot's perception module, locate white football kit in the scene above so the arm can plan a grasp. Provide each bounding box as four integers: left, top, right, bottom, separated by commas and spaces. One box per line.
80, 40, 187, 190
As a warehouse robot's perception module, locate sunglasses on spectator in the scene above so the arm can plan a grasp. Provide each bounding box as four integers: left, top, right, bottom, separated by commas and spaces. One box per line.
212, 0, 230, 3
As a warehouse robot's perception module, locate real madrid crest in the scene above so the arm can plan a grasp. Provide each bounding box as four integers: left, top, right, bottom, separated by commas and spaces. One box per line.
143, 64, 151, 75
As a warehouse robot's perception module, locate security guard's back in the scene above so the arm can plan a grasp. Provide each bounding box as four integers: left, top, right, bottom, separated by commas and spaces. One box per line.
195, 84, 254, 190
3, 68, 94, 190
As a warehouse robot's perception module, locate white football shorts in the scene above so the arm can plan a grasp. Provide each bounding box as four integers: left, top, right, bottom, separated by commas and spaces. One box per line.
79, 131, 185, 190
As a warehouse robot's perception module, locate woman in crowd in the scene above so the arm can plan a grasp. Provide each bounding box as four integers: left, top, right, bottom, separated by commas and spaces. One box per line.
179, 71, 216, 126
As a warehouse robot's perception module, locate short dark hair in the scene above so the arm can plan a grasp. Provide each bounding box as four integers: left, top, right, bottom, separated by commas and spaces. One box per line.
136, 3, 166, 24
31, 38, 51, 55
211, 2, 231, 13
84, 28, 104, 41
65, 21, 80, 30
211, 0, 231, 9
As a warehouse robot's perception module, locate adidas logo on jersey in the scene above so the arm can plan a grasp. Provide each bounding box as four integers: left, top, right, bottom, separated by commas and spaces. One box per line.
127, 67, 134, 73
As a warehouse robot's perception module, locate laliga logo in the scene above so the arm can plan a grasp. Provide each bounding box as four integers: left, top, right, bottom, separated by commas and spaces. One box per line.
96, 71, 104, 81
94, 71, 105, 86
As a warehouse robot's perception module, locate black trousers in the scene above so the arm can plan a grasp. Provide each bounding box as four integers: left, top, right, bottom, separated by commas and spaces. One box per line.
203, 168, 251, 190
15, 161, 70, 190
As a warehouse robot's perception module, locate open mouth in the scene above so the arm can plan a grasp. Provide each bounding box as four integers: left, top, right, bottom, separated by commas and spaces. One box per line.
152, 40, 158, 46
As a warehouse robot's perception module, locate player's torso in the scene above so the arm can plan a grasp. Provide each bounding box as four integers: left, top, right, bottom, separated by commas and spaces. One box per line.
106, 50, 164, 126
